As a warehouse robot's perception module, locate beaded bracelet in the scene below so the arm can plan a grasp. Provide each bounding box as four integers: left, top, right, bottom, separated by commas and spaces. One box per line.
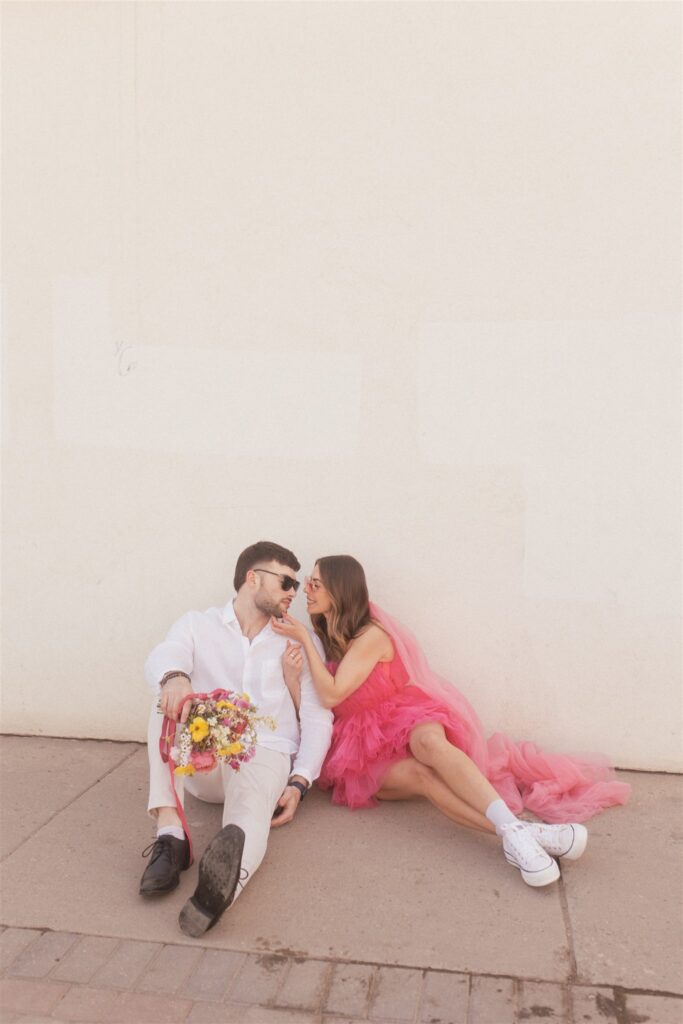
159, 671, 192, 688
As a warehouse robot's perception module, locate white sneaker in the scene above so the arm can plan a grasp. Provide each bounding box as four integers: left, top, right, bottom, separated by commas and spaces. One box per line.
500, 822, 560, 887
524, 822, 588, 861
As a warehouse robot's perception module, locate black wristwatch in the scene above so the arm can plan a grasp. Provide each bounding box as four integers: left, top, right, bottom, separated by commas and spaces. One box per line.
287, 779, 308, 801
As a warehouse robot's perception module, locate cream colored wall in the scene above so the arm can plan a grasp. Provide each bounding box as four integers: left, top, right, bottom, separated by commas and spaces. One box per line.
1, 2, 681, 770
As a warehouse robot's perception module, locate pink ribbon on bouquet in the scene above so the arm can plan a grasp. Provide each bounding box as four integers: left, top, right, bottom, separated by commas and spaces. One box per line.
158, 688, 236, 865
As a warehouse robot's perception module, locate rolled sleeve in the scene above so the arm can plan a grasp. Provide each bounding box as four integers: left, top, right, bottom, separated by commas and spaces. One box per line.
144, 612, 195, 694
291, 633, 334, 784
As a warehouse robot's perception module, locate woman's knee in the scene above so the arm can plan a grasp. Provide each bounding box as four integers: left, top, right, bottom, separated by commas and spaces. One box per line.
409, 723, 448, 762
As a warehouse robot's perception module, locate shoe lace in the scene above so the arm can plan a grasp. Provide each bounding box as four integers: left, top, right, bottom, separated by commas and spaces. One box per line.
500, 822, 526, 836
501, 821, 542, 861
141, 836, 172, 864
528, 822, 566, 850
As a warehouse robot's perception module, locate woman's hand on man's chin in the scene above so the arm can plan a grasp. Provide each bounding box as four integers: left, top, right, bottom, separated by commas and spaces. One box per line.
271, 613, 309, 643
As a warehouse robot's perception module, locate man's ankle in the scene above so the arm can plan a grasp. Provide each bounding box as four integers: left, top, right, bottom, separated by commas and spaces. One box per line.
155, 806, 183, 830
157, 825, 186, 842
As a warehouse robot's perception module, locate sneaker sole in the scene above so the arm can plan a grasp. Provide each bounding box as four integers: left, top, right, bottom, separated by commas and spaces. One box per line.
505, 854, 561, 887
179, 824, 245, 938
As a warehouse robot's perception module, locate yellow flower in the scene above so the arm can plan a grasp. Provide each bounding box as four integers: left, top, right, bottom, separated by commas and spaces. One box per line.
216, 700, 235, 710
218, 742, 243, 757
174, 764, 196, 776
189, 717, 210, 741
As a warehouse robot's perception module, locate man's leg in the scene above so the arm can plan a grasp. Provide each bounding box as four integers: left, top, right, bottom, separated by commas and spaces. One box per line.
142, 703, 222, 896
220, 745, 291, 902
147, 702, 185, 819
178, 745, 290, 936
141, 703, 194, 895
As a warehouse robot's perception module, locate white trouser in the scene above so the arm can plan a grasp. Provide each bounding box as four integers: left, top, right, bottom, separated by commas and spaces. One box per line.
147, 705, 291, 900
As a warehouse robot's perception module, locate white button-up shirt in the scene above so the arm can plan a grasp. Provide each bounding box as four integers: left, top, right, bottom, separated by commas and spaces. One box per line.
145, 600, 333, 785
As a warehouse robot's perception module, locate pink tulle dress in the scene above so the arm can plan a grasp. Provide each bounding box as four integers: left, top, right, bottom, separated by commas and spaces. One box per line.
317, 604, 631, 824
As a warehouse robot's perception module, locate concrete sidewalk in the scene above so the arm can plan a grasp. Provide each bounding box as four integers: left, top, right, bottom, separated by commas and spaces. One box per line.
0, 736, 681, 1024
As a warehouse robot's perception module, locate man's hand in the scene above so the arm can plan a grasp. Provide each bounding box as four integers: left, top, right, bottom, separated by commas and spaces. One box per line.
159, 675, 194, 723
270, 776, 308, 828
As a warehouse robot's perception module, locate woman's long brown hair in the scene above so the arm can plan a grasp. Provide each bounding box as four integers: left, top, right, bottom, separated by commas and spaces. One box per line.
311, 555, 373, 661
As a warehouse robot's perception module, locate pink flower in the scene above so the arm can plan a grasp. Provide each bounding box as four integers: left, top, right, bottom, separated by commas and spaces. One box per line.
191, 750, 217, 773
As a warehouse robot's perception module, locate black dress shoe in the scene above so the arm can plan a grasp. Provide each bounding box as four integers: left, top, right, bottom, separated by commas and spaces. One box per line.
179, 824, 246, 937
139, 834, 190, 896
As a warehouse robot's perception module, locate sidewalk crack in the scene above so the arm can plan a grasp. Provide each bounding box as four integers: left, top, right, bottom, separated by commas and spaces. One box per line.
557, 871, 578, 984
0, 745, 141, 863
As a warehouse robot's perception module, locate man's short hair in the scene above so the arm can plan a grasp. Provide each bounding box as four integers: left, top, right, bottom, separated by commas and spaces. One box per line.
233, 541, 301, 591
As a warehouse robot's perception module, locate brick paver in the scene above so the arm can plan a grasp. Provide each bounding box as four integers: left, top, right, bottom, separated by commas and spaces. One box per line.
228, 952, 290, 1004
51, 935, 120, 984
0, 928, 40, 973
519, 979, 568, 1021
419, 970, 469, 1024
468, 975, 516, 1024
0, 977, 70, 1015
114, 990, 193, 1022
275, 957, 332, 1011
89, 938, 162, 990
323, 1018, 375, 1024
325, 963, 375, 1017
187, 1003, 319, 1023
369, 965, 423, 1021
623, 992, 683, 1023
135, 941, 203, 995
6, 931, 78, 979
48, 984, 122, 1022
570, 985, 619, 1023
178, 947, 246, 1002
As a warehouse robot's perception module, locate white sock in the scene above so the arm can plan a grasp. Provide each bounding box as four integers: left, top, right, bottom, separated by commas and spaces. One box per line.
157, 825, 185, 842
485, 798, 520, 836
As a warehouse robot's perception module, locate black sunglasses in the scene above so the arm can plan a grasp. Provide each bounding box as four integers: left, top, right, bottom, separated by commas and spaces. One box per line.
252, 568, 300, 593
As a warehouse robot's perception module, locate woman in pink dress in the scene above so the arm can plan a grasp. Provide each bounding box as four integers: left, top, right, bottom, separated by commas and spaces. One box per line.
272, 555, 630, 889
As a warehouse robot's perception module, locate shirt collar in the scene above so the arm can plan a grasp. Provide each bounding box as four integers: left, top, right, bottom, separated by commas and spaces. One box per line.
221, 600, 238, 626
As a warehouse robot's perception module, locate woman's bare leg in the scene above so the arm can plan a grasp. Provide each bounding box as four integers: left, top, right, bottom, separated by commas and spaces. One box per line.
377, 757, 495, 834
397, 728, 564, 889
409, 722, 501, 816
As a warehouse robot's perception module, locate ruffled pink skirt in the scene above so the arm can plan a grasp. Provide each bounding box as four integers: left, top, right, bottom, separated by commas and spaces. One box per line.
318, 685, 461, 809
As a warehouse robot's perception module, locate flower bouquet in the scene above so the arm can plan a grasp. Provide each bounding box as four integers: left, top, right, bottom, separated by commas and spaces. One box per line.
168, 690, 276, 777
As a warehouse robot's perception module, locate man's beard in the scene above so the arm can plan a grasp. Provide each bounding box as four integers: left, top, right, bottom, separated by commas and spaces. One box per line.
254, 593, 285, 618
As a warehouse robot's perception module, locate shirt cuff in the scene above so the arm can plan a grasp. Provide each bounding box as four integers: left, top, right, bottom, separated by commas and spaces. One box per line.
289, 765, 313, 787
